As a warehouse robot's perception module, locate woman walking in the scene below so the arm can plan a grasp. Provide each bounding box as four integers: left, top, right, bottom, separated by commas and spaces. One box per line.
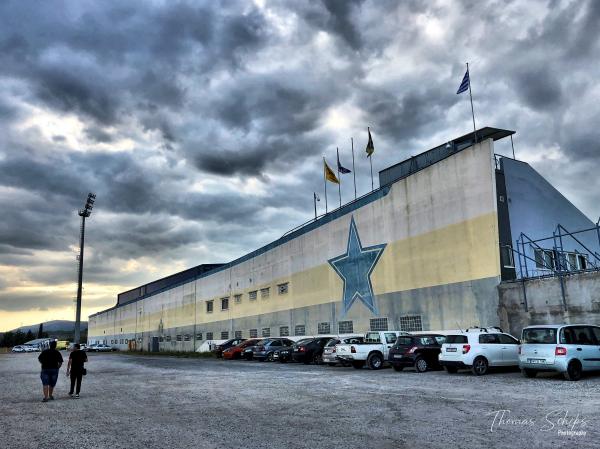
66, 343, 88, 398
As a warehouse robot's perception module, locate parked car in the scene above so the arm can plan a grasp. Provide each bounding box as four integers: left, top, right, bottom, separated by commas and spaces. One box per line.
519, 324, 600, 381
253, 338, 295, 361
388, 334, 446, 372
274, 338, 313, 363
11, 345, 26, 353
223, 339, 261, 360
242, 339, 268, 360
336, 331, 411, 370
91, 344, 115, 352
292, 337, 335, 364
322, 336, 364, 366
212, 338, 246, 358
439, 327, 520, 375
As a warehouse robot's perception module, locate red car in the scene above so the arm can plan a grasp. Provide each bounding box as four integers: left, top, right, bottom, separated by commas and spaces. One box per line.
222, 339, 262, 360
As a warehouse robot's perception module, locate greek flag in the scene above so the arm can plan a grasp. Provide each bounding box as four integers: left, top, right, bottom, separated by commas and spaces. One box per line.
456, 69, 470, 94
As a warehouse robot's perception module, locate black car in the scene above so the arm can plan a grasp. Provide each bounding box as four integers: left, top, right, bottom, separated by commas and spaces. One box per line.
388, 334, 446, 372
292, 337, 333, 364
212, 338, 245, 358
275, 338, 313, 363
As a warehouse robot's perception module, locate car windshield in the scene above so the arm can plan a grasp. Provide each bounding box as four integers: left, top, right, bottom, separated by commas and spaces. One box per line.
445, 335, 468, 344
522, 328, 557, 344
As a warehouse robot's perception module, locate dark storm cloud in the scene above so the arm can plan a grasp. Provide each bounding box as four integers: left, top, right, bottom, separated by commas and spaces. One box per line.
513, 69, 563, 111
299, 0, 364, 50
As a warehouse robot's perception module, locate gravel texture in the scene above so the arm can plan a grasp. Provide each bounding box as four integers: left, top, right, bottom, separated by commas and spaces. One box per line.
1, 352, 599, 449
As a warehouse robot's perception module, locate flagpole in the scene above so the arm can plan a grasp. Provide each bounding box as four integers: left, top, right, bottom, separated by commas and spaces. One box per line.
351, 138, 357, 200
323, 157, 328, 213
336, 147, 342, 208
466, 62, 477, 143
313, 192, 317, 220
368, 127, 374, 191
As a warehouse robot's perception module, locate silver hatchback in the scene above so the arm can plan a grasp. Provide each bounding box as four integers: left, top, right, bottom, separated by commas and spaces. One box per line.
519, 324, 600, 381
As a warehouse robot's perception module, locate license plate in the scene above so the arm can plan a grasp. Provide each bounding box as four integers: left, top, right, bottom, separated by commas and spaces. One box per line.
446, 347, 457, 352
393, 355, 402, 359
527, 358, 545, 364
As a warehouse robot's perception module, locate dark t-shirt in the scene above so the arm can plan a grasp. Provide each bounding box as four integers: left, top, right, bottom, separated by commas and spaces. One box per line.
38, 349, 63, 370
69, 349, 87, 370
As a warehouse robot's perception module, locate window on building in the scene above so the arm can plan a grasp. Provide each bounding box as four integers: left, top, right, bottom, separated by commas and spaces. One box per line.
206, 332, 214, 340
234, 330, 242, 339
500, 245, 514, 268
221, 331, 229, 340
534, 249, 555, 270
578, 254, 588, 270
196, 333, 203, 341
338, 321, 354, 334
318, 322, 331, 334
249, 329, 258, 338
399, 315, 422, 332
249, 290, 258, 301
159, 336, 164, 342
567, 252, 577, 271
221, 297, 229, 311
279, 326, 289, 337
262, 327, 271, 337
184, 334, 191, 341
125, 339, 128, 344
260, 287, 270, 299
370, 317, 389, 332
176, 335, 182, 342
165, 335, 172, 342
234, 294, 242, 304
294, 325, 306, 336
277, 283, 289, 295
206, 300, 214, 313
138, 338, 142, 343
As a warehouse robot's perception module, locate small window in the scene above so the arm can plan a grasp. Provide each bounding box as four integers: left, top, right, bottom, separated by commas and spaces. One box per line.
234, 330, 242, 339
535, 249, 555, 270
317, 322, 330, 334
578, 254, 588, 270
249, 329, 258, 338
206, 300, 214, 313
260, 287, 270, 299
370, 317, 389, 332
277, 283, 289, 295
249, 291, 258, 301
176, 335, 182, 342
138, 338, 142, 343
159, 336, 164, 342
221, 297, 229, 311
500, 245, 514, 268
125, 339, 128, 344
399, 315, 422, 332
294, 325, 306, 336
165, 335, 171, 342
279, 326, 289, 337
221, 331, 229, 340
262, 327, 271, 337
196, 333, 203, 340
206, 332, 214, 340
234, 294, 242, 304
338, 321, 354, 334
184, 334, 191, 341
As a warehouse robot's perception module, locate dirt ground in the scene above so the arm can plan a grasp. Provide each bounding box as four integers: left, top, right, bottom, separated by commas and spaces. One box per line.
1, 352, 598, 449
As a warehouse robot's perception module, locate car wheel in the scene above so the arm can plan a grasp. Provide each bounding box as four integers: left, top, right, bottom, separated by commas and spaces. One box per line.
564, 360, 582, 381
415, 357, 428, 373
367, 353, 384, 370
352, 361, 365, 369
392, 365, 404, 372
522, 368, 537, 378
445, 366, 458, 374
266, 352, 274, 362
472, 357, 489, 376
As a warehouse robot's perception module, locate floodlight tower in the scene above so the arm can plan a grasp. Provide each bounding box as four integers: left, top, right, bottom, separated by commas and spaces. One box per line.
74, 193, 96, 344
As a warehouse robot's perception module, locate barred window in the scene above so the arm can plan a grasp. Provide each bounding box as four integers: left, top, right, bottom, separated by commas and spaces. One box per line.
221, 297, 229, 311
234, 330, 242, 339
184, 334, 191, 341
206, 300, 214, 313
206, 332, 213, 340
279, 326, 289, 337
176, 335, 182, 342
399, 315, 422, 332
370, 317, 389, 331
159, 336, 164, 342
338, 321, 354, 334
249, 291, 258, 301
277, 283, 289, 295
234, 294, 242, 304
262, 327, 271, 337
165, 335, 172, 342
318, 322, 331, 334
294, 325, 306, 336
249, 329, 258, 338
221, 331, 229, 340
260, 287, 270, 299
196, 333, 203, 341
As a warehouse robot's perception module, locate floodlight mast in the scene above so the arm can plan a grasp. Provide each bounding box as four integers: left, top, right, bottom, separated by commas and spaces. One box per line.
74, 193, 96, 344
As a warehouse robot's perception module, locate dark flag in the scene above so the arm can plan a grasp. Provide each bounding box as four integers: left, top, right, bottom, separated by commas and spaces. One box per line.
366, 127, 374, 157
456, 69, 470, 94
337, 151, 351, 174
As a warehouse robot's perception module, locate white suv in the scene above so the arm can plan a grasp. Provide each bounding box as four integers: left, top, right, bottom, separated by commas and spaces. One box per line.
439, 327, 520, 375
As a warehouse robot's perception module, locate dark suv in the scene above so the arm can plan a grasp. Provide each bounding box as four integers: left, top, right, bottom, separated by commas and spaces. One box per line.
292, 337, 333, 364
388, 334, 446, 372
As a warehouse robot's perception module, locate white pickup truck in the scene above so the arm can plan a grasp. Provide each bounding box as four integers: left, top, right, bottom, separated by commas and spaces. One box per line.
336, 331, 410, 370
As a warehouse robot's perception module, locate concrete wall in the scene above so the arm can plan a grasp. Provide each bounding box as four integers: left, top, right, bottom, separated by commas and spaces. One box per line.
89, 139, 502, 350
498, 271, 600, 337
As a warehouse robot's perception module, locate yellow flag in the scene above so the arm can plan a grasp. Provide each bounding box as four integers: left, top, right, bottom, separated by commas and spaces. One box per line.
324, 159, 339, 184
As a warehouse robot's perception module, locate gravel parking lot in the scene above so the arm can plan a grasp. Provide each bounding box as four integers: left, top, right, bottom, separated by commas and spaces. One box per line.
1, 352, 599, 449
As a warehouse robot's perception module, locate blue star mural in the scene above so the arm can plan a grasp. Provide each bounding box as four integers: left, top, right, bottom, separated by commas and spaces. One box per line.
328, 216, 386, 316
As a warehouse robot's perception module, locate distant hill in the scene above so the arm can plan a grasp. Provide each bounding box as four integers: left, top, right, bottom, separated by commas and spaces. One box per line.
9, 320, 88, 334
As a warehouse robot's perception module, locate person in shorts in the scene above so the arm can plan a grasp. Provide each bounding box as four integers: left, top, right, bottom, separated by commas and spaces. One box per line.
66, 343, 88, 398
38, 340, 63, 402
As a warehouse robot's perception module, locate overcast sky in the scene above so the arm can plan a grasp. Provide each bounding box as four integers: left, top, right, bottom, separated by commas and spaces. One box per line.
1, 0, 599, 331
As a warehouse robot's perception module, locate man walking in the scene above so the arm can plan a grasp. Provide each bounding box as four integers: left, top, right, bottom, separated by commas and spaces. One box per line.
38, 340, 63, 402
67, 343, 88, 398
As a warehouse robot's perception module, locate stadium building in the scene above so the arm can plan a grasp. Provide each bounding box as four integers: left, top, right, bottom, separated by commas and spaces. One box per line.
88, 128, 600, 351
